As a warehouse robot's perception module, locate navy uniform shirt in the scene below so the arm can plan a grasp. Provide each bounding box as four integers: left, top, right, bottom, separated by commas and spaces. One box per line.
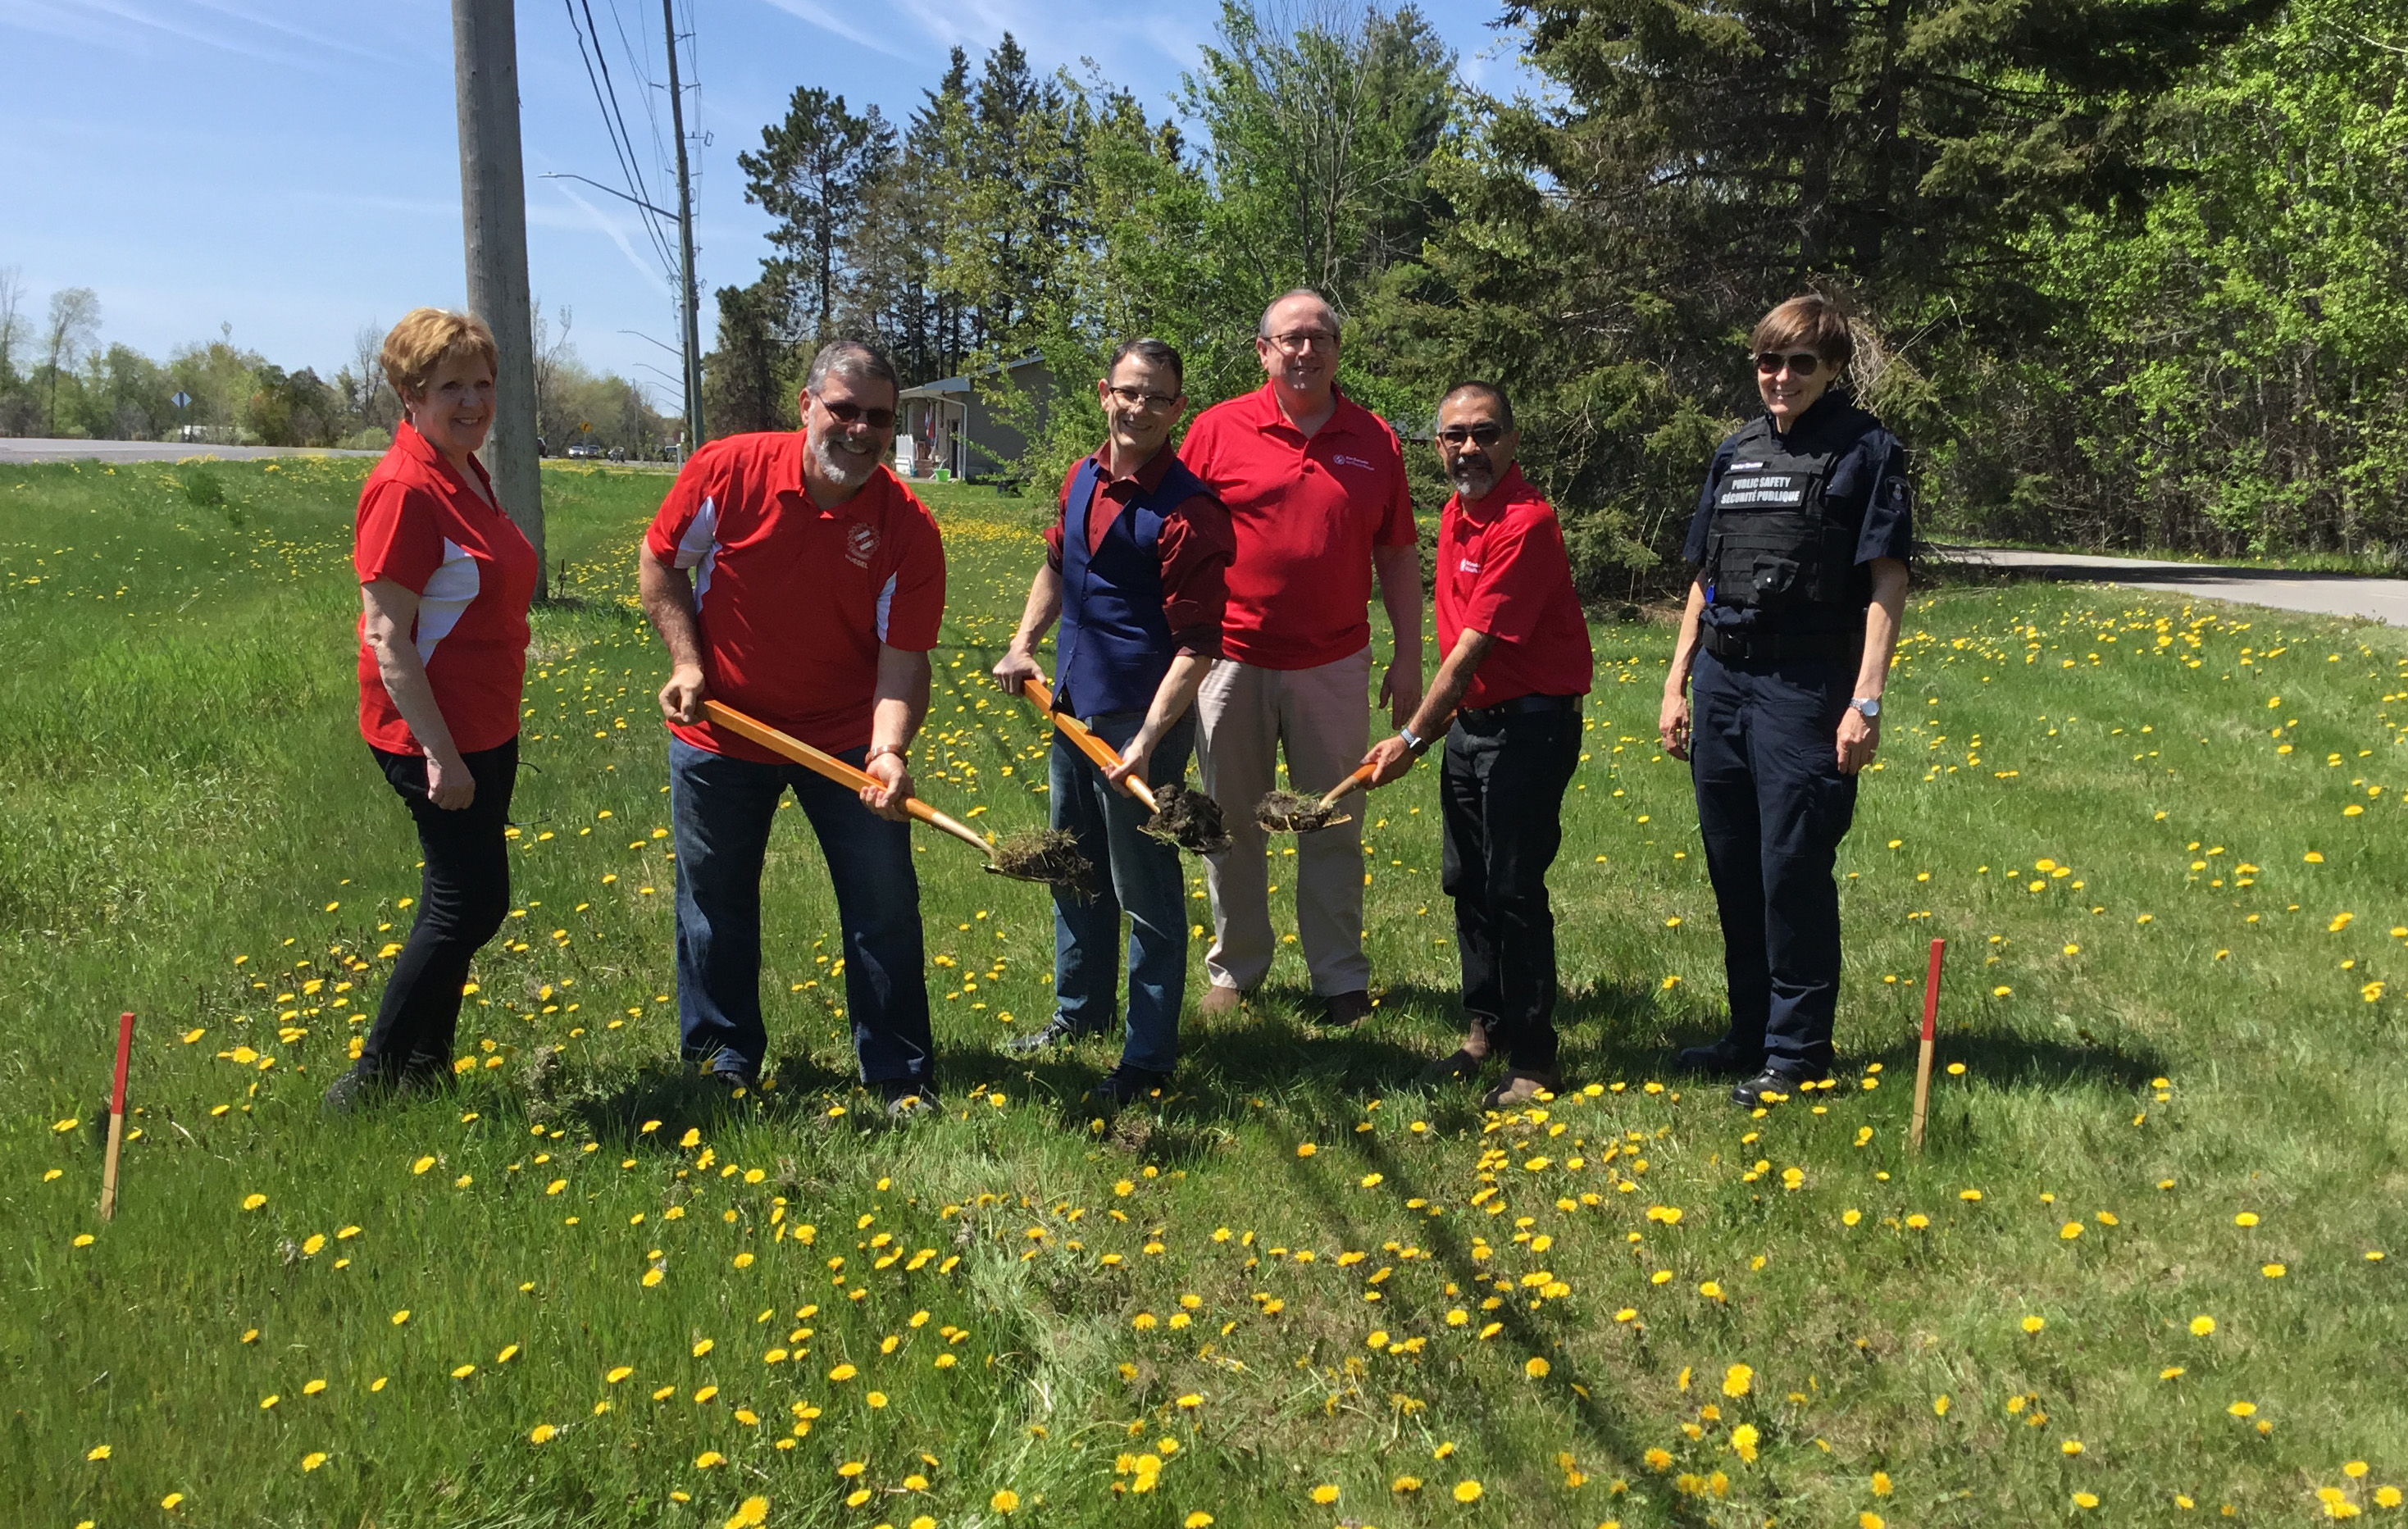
1682, 390, 1913, 635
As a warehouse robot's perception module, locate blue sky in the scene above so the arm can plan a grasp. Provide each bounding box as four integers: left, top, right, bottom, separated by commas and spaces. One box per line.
1, 0, 1535, 412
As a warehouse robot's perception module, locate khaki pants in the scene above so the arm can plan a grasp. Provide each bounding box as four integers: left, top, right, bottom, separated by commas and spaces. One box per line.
1195, 647, 1373, 996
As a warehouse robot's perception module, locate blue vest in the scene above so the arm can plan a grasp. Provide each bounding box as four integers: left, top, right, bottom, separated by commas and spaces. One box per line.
1054, 453, 1211, 717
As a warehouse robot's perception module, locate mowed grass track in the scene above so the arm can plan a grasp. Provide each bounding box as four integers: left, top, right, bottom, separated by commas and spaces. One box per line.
4, 455, 2405, 1528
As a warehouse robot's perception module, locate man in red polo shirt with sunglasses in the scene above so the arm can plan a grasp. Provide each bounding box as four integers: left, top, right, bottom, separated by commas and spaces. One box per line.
1181, 289, 1422, 1028
639, 339, 946, 1116
1363, 381, 1594, 1108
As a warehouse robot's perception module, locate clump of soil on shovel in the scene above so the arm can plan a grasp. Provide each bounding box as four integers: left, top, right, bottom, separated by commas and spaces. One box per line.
1255, 790, 1352, 834
1143, 785, 1232, 854
988, 828, 1097, 897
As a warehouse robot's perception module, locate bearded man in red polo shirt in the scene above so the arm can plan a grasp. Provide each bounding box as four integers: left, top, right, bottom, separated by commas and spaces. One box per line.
638, 340, 946, 1115
1363, 382, 1594, 1108
1180, 290, 1423, 1027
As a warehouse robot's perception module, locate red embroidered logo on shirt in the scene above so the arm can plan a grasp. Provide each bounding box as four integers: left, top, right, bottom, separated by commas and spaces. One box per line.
844, 521, 880, 568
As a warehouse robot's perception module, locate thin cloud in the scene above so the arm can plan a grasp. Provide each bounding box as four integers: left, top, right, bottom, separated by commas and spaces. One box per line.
4, 0, 327, 68
544, 177, 673, 294
751, 0, 919, 62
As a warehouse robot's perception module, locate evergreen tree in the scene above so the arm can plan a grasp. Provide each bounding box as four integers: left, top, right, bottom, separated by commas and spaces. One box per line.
738, 89, 899, 345
702, 275, 794, 438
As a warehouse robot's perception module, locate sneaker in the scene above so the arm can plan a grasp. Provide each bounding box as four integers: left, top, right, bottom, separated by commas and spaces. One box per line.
879, 1078, 940, 1118
1197, 985, 1245, 1017
1482, 1068, 1563, 1110
1677, 1040, 1764, 1077
1319, 990, 1373, 1028
321, 1059, 397, 1114
1003, 1013, 1103, 1057
1089, 1063, 1172, 1110
708, 1067, 758, 1098
1730, 1066, 1828, 1108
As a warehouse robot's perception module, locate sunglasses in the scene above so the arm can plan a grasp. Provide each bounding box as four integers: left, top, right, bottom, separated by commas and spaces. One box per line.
815, 396, 896, 428
1755, 351, 1824, 377
1436, 424, 1504, 448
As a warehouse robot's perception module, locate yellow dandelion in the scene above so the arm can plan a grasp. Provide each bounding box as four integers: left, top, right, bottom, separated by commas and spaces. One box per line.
1184, 1515, 1213, 1528
839, 1461, 866, 1478
1453, 1478, 1483, 1503
2190, 1315, 2215, 1336
1526, 1357, 1550, 1378
1309, 1484, 1339, 1504
2227, 1400, 2256, 1418
725, 1498, 769, 1529
2073, 1490, 2099, 1509
161, 1494, 183, 1510
1296, 1143, 1317, 1158
242, 1193, 267, 1211
694, 1450, 725, 1468
991, 1489, 1021, 1513
2021, 1315, 2046, 1333
1872, 1470, 1893, 1495
86, 1444, 112, 1461
529, 1424, 557, 1444
1860, 1516, 1887, 1529
1723, 1363, 1752, 1397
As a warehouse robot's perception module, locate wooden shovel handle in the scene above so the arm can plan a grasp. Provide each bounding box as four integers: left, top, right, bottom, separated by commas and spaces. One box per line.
1018, 678, 1159, 813
701, 700, 995, 860
1315, 762, 1381, 813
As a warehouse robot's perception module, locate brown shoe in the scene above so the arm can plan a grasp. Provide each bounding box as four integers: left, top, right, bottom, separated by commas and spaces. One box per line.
1198, 984, 1245, 1017
1320, 990, 1373, 1028
1482, 1068, 1563, 1110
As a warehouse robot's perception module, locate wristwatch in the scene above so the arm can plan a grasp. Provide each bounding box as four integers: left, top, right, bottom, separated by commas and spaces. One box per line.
1847, 698, 1881, 720
1398, 726, 1431, 757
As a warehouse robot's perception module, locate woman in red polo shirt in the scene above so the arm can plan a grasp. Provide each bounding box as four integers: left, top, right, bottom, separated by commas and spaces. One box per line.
324, 308, 538, 1113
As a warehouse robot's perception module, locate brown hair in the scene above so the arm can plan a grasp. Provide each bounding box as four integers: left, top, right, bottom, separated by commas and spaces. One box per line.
380, 307, 498, 401
1749, 294, 1854, 371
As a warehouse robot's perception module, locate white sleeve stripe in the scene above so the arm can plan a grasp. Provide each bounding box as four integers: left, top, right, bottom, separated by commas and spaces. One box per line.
413, 538, 480, 665
874, 571, 898, 644
674, 497, 720, 603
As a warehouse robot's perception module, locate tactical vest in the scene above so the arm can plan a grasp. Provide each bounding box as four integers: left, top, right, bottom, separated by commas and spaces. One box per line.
1703, 411, 1876, 616
1053, 454, 1212, 717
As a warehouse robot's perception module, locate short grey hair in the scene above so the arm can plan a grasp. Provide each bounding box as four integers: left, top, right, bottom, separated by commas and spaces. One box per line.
1257, 289, 1342, 339
804, 339, 899, 399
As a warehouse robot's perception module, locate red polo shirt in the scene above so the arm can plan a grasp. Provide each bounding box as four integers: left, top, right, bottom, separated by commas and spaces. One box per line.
1177, 382, 1417, 671
1437, 466, 1593, 708
644, 432, 946, 761
354, 421, 538, 755
1045, 445, 1234, 658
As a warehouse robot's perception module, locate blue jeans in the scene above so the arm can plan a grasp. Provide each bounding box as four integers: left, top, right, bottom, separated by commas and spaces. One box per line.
1689, 649, 1859, 1076
669, 737, 934, 1086
1049, 710, 1194, 1074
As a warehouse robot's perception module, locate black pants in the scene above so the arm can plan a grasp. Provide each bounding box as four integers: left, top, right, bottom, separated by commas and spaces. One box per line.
362, 738, 518, 1076
1440, 705, 1582, 1072
1690, 650, 1857, 1075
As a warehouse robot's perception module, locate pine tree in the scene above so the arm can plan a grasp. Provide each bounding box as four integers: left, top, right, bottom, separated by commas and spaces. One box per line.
738, 89, 899, 346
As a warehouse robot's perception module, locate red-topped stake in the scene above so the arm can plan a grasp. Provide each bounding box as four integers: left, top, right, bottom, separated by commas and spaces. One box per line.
100, 1012, 134, 1220
1910, 940, 1944, 1149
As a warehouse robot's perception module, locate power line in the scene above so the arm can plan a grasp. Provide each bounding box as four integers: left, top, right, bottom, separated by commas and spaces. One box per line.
562, 0, 677, 279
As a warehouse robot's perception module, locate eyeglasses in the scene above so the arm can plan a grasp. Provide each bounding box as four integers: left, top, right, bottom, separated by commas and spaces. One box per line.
1755, 352, 1823, 377
1104, 385, 1180, 412
1436, 424, 1504, 448
814, 396, 895, 428
1263, 330, 1338, 354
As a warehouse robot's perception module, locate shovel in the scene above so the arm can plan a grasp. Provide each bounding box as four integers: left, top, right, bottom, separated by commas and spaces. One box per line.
1254, 762, 1375, 834
1017, 678, 1231, 854
700, 699, 1094, 893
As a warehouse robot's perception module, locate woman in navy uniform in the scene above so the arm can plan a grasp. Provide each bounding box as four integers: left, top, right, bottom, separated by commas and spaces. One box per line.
1659, 294, 1911, 1106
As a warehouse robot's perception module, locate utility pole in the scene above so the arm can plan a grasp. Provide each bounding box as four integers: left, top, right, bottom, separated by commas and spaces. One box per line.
452, 0, 544, 570
663, 0, 704, 446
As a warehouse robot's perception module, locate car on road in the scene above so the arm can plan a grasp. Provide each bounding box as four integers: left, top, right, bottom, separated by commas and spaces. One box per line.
566, 442, 603, 460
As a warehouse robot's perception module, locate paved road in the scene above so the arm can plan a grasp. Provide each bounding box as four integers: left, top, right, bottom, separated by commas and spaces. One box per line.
0, 438, 384, 464
1937, 544, 2408, 626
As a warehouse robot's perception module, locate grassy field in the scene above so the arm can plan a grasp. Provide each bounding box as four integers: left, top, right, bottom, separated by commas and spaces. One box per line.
6, 453, 2406, 1528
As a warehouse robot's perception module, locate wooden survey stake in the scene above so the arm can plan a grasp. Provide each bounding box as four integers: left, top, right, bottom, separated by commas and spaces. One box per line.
1910, 940, 1944, 1150
100, 1010, 134, 1219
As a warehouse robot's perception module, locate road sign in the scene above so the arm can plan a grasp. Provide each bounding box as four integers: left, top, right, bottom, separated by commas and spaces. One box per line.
579, 420, 590, 432
172, 391, 190, 410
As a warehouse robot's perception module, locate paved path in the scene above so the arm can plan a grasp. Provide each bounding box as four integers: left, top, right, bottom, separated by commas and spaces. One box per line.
0, 439, 383, 464
1937, 544, 2408, 626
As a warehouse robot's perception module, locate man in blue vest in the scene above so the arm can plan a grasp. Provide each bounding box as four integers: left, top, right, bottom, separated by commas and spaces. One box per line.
994, 339, 1235, 1107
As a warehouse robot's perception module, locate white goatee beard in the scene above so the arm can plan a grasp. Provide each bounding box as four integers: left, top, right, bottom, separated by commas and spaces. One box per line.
813, 432, 878, 489
1450, 465, 1495, 501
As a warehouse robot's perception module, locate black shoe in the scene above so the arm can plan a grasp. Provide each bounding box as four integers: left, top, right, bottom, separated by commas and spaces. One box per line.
1319, 991, 1373, 1028
1003, 1013, 1103, 1057
398, 1053, 453, 1094
1089, 1063, 1172, 1110
708, 1067, 759, 1098
322, 1059, 398, 1114
1731, 1066, 1828, 1108
1678, 1040, 1764, 1077
879, 1078, 940, 1118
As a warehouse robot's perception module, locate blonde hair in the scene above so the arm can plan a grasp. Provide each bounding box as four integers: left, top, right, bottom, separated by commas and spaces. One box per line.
1749, 294, 1855, 371
380, 307, 498, 402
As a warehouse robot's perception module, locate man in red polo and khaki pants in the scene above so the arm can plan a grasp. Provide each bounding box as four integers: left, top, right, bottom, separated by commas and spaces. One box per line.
1181, 290, 1423, 1026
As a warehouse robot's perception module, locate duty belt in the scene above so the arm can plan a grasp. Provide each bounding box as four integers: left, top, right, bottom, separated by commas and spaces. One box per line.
1459, 693, 1582, 722
1701, 626, 1860, 666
